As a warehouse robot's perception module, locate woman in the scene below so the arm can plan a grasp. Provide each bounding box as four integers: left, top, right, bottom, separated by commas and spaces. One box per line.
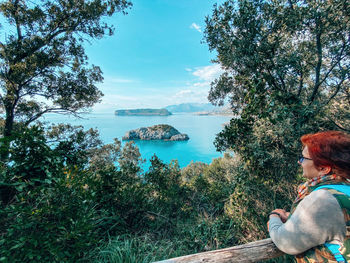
268, 131, 350, 263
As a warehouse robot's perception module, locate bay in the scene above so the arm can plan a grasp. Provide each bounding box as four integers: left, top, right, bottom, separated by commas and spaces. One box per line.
41, 113, 232, 169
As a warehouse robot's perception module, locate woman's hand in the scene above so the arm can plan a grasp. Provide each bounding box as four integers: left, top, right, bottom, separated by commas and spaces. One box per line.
270, 209, 290, 223
267, 209, 290, 231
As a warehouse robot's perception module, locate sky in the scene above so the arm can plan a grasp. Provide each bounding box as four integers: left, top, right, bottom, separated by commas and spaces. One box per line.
84, 0, 225, 113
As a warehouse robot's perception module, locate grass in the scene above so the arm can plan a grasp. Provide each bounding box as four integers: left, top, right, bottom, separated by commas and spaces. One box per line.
93, 234, 193, 263
93, 233, 296, 263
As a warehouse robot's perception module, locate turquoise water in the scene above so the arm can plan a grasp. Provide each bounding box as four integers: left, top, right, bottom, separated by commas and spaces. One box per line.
42, 113, 232, 168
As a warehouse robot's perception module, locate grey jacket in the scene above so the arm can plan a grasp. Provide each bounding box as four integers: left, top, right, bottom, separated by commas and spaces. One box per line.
269, 189, 346, 255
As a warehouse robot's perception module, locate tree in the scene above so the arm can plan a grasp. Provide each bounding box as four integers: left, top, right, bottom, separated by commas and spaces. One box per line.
204, 0, 350, 178
0, 0, 131, 141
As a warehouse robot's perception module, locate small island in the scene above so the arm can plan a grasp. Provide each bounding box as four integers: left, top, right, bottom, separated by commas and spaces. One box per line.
115, 108, 171, 116
122, 124, 189, 141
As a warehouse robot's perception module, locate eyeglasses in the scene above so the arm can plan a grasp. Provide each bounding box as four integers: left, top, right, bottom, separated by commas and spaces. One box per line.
299, 156, 313, 163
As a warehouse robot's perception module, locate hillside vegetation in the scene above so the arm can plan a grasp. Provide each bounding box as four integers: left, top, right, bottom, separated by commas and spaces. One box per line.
0, 125, 296, 262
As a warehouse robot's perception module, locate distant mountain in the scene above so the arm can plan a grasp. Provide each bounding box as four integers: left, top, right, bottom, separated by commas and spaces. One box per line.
115, 108, 171, 116
165, 103, 220, 113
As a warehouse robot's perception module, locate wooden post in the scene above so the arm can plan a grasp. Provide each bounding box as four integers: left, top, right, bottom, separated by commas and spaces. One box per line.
154, 238, 284, 263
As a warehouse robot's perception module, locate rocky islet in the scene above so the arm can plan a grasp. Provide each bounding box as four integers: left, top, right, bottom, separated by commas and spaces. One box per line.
122, 124, 189, 141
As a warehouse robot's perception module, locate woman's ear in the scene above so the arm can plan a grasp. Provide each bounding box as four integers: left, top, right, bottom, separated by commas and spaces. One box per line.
319, 166, 332, 175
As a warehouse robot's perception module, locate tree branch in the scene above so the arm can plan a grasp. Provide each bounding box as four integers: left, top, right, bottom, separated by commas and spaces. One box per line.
323, 78, 345, 106
23, 107, 81, 126
19, 91, 50, 99
309, 17, 323, 103
18, 66, 51, 90
327, 116, 350, 133
266, 57, 286, 91
317, 42, 346, 88
13, 0, 23, 42
12, 11, 70, 65
297, 65, 303, 97
265, 67, 283, 92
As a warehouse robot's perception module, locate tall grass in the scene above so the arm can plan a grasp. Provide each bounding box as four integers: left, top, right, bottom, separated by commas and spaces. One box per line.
94, 235, 193, 263
93, 234, 296, 263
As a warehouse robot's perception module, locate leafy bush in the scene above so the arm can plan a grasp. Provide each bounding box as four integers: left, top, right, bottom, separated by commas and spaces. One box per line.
0, 125, 149, 262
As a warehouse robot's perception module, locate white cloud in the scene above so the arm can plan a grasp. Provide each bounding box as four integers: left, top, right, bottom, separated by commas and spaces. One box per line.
174, 89, 195, 97
193, 81, 210, 88
91, 64, 224, 113
172, 88, 209, 104
190, 23, 202, 33
192, 64, 223, 81
92, 86, 212, 113
101, 76, 138, 87
168, 64, 224, 105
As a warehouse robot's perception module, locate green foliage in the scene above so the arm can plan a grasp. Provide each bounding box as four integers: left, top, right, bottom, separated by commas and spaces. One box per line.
0, 124, 298, 262
0, 181, 99, 262
0, 126, 98, 262
181, 154, 296, 245
149, 124, 174, 132
95, 235, 192, 263
143, 156, 190, 228
172, 216, 238, 253
0, 0, 132, 143
202, 1, 350, 249
0, 125, 148, 262
3, 1, 337, 262
0, 126, 63, 205
46, 123, 103, 168
204, 0, 350, 181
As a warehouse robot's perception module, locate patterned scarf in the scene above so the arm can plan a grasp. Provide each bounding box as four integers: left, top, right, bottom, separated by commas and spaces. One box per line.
293, 174, 342, 203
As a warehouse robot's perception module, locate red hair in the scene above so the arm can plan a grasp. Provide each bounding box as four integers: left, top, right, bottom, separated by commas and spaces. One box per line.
301, 131, 350, 178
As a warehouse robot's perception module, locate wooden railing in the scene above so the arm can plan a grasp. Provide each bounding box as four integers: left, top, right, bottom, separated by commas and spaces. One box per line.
154, 238, 284, 263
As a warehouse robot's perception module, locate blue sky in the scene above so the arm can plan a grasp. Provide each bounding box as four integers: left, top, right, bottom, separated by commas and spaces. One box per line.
85, 0, 225, 112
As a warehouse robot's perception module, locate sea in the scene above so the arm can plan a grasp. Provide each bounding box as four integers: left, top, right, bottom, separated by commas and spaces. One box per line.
42, 113, 232, 169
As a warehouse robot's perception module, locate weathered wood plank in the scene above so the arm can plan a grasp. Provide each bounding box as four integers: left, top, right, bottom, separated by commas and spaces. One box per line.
154, 238, 284, 263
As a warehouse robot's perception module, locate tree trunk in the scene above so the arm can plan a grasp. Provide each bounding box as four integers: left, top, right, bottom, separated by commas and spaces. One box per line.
4, 108, 14, 137
0, 107, 15, 162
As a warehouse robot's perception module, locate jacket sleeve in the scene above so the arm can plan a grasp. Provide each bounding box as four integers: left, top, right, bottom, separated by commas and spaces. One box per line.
269, 189, 346, 255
